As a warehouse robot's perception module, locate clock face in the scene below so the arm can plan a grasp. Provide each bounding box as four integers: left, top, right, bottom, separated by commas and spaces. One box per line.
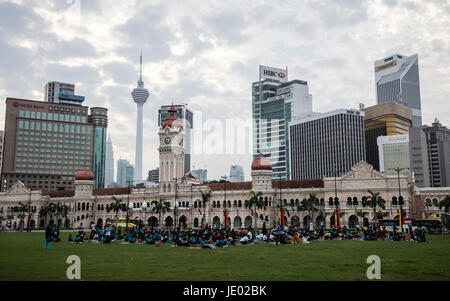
164, 137, 171, 145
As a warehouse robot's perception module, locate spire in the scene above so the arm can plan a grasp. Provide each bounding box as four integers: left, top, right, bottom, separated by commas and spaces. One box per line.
139, 51, 142, 82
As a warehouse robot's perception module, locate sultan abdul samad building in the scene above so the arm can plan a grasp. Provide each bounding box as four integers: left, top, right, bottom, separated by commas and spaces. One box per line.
0, 106, 448, 230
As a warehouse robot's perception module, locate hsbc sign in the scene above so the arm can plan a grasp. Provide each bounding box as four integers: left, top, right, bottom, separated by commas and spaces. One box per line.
260, 65, 287, 82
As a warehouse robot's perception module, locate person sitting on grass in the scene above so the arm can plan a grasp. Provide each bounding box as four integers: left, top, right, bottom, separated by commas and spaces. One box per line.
68, 234, 73, 242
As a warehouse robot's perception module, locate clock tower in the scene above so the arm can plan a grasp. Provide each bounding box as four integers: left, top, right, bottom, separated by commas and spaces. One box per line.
158, 105, 185, 188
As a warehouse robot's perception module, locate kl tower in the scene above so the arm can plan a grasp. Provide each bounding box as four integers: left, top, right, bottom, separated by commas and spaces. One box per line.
131, 52, 149, 181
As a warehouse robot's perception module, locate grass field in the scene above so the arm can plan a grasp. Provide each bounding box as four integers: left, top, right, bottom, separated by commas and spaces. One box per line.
0, 231, 449, 281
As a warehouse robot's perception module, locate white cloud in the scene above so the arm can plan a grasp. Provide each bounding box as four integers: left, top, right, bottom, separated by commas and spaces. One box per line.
0, 0, 449, 183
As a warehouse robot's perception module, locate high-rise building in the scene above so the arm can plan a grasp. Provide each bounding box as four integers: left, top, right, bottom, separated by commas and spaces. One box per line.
252, 65, 313, 180
362, 102, 412, 171
105, 134, 114, 187
374, 53, 422, 127
377, 134, 410, 173
289, 109, 366, 180
117, 159, 134, 187
422, 119, 450, 187
1, 97, 107, 191
131, 53, 149, 181
192, 169, 207, 183
408, 127, 430, 187
147, 167, 159, 183
229, 165, 244, 182
44, 81, 87, 106
89, 107, 108, 189
158, 104, 193, 174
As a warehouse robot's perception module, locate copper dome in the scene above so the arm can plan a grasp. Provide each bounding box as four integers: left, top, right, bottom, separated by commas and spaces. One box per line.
75, 169, 94, 181
251, 153, 272, 170
162, 106, 182, 128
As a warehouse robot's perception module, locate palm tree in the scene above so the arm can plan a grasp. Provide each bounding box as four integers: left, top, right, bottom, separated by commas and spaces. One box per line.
107, 196, 127, 228
200, 190, 211, 226
362, 190, 386, 225
151, 197, 171, 229
297, 192, 319, 228
376, 211, 390, 219
245, 190, 264, 230
438, 195, 450, 213
16, 201, 31, 231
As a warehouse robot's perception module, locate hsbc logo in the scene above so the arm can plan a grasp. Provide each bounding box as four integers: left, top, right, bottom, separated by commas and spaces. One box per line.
263, 70, 286, 79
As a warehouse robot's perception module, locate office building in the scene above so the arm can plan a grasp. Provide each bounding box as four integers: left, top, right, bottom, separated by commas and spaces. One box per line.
44, 81, 86, 106
89, 107, 108, 189
192, 168, 207, 183
105, 134, 114, 187
377, 134, 410, 173
117, 159, 134, 187
374, 53, 422, 127
422, 119, 450, 187
362, 102, 412, 170
252, 65, 312, 180
408, 127, 430, 187
147, 167, 159, 183
158, 104, 193, 174
230, 165, 244, 182
131, 54, 150, 181
290, 109, 366, 180
1, 97, 107, 191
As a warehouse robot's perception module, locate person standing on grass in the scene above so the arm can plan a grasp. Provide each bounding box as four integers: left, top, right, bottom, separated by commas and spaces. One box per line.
43, 222, 53, 250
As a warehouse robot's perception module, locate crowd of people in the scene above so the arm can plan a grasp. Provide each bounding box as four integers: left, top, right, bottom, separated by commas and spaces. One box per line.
58, 220, 428, 249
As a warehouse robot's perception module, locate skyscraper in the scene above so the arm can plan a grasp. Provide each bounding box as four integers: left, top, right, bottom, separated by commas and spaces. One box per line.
117, 159, 134, 187
230, 165, 244, 182
422, 119, 450, 187
131, 53, 149, 181
1, 97, 107, 191
88, 107, 108, 189
105, 134, 114, 187
290, 109, 366, 180
252, 65, 313, 180
374, 54, 422, 127
362, 102, 412, 171
158, 104, 193, 174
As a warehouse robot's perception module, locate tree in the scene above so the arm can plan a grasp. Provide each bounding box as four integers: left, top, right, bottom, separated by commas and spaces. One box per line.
107, 196, 127, 228
15, 201, 31, 232
376, 211, 390, 219
362, 190, 386, 225
297, 192, 319, 228
245, 190, 264, 230
438, 195, 450, 213
200, 190, 211, 226
151, 197, 171, 229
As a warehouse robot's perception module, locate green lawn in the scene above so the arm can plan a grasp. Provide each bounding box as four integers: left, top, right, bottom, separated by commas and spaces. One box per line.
0, 231, 449, 281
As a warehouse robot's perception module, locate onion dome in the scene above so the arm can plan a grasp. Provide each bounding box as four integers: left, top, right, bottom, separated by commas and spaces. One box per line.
75, 169, 94, 180
251, 153, 272, 170
162, 105, 182, 128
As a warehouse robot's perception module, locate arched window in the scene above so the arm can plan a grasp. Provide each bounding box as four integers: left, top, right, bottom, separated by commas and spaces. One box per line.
186, 202, 189, 208
347, 197, 352, 206
194, 201, 197, 208
213, 201, 216, 208
329, 197, 333, 206
228, 201, 231, 208
217, 201, 221, 208
234, 200, 237, 207
353, 197, 358, 206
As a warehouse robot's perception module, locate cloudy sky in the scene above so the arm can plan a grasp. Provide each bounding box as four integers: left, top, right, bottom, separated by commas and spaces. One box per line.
0, 0, 449, 181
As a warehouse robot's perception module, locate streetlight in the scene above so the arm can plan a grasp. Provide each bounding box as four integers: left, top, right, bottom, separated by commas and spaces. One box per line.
173, 177, 182, 230
333, 167, 341, 229
277, 174, 283, 228
388, 167, 409, 232
221, 175, 228, 228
